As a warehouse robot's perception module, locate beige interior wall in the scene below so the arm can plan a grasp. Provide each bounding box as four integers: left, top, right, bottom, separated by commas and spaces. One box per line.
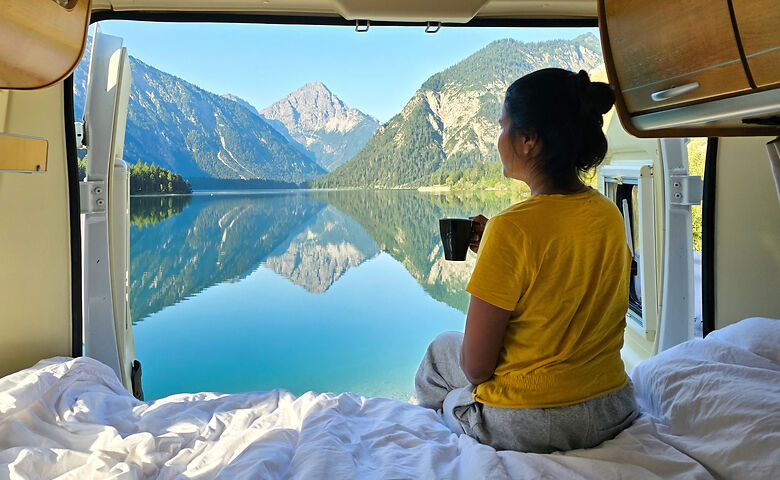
0, 83, 73, 378
715, 137, 780, 328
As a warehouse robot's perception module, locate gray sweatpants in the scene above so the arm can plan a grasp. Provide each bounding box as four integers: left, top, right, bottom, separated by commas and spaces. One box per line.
414, 331, 639, 453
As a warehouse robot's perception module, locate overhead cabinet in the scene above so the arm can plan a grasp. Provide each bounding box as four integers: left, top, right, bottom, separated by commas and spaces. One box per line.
0, 0, 91, 89
599, 0, 780, 137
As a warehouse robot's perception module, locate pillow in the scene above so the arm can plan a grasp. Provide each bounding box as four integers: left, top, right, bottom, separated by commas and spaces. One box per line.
703, 316, 780, 365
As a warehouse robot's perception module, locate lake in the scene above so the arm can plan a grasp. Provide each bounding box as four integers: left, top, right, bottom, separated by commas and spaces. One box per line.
130, 189, 528, 401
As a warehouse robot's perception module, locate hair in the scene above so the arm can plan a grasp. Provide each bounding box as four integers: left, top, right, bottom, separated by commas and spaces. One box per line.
503, 68, 615, 190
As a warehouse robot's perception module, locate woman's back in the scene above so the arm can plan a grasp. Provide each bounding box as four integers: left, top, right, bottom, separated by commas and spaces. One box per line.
467, 189, 631, 408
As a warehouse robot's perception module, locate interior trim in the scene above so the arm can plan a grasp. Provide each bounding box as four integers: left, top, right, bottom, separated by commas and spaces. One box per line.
701, 137, 718, 337
64, 74, 83, 357
89, 10, 597, 27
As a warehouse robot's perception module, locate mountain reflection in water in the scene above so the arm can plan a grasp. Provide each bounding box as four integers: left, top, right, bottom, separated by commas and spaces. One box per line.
129, 189, 527, 400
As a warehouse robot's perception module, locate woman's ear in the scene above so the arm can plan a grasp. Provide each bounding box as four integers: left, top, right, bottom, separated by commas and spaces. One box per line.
510, 130, 528, 155
523, 132, 542, 157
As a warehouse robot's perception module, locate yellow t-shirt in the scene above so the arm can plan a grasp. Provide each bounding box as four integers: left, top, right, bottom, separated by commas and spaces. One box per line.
466, 189, 631, 408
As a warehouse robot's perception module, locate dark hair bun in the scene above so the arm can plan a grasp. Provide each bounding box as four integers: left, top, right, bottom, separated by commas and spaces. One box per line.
577, 70, 615, 116
504, 68, 615, 189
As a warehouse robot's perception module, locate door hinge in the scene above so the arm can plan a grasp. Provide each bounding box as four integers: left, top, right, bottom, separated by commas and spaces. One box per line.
79, 180, 107, 213
669, 175, 703, 205
74, 121, 87, 149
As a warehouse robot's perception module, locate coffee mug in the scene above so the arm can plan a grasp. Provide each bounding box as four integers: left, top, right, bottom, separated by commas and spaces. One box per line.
439, 218, 474, 261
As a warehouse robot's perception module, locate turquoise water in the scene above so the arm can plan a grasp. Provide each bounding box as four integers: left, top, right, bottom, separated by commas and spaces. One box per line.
130, 190, 524, 401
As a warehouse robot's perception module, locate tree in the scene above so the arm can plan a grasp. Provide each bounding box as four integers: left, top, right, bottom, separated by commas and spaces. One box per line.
128, 160, 192, 195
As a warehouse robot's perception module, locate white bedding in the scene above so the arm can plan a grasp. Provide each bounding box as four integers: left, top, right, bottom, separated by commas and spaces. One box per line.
1, 317, 778, 479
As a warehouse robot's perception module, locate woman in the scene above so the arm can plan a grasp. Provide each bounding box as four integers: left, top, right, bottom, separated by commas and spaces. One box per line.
415, 68, 639, 453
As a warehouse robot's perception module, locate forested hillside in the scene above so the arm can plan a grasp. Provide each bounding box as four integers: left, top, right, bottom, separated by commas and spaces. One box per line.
312, 34, 603, 188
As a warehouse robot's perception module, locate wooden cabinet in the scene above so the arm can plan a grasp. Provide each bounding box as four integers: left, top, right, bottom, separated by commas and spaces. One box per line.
602, 0, 751, 114
0, 0, 91, 89
731, 0, 780, 89
599, 0, 780, 137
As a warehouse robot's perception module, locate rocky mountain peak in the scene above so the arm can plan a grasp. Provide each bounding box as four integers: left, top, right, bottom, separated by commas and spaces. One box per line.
260, 82, 380, 172
261, 81, 368, 134
299, 81, 334, 98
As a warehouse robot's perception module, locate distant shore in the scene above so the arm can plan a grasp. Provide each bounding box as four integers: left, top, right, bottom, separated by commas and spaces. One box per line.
418, 185, 451, 192
129, 185, 524, 197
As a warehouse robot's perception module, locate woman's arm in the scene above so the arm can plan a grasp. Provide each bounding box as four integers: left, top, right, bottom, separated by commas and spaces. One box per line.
460, 295, 512, 385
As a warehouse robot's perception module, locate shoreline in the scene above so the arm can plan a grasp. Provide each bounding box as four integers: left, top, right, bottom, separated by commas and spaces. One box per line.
417, 185, 451, 192
129, 185, 524, 198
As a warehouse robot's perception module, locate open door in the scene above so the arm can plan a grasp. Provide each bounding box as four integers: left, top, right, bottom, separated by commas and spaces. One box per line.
80, 28, 141, 398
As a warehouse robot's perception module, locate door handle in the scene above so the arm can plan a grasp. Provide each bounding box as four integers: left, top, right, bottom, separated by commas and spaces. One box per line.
651, 82, 700, 102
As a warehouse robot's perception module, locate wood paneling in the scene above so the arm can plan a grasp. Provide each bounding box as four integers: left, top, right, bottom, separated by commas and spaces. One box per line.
622, 61, 750, 114
604, 0, 751, 113
0, 133, 48, 172
731, 0, 780, 88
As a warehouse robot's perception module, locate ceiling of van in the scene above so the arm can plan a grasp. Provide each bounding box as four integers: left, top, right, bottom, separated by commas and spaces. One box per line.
89, 0, 597, 23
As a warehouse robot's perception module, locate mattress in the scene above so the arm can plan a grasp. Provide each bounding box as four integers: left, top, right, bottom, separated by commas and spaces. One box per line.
1, 317, 778, 479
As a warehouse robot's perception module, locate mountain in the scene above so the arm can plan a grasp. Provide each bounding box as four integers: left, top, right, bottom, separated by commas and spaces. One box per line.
221, 93, 259, 116
263, 205, 380, 293
260, 82, 381, 172
311, 34, 603, 188
74, 47, 326, 184
221, 92, 317, 163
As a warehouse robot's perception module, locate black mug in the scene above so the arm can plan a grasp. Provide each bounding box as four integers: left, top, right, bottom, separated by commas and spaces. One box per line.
439, 218, 475, 261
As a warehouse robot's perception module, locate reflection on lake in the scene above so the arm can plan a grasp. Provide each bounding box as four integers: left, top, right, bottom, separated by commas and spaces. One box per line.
130, 189, 527, 400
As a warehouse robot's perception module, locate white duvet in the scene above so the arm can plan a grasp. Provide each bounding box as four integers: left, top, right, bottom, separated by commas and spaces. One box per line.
1, 317, 778, 479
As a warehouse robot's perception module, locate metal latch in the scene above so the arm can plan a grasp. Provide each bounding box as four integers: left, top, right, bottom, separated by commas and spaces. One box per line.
669, 175, 703, 205
355, 19, 370, 32
425, 22, 441, 34
74, 122, 87, 149
79, 180, 107, 213
610, 176, 625, 184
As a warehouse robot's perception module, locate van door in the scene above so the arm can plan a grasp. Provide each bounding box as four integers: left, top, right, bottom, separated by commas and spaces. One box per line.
80, 28, 140, 397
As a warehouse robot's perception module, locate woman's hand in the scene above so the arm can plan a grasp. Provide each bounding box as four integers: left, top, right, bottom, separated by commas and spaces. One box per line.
468, 215, 488, 253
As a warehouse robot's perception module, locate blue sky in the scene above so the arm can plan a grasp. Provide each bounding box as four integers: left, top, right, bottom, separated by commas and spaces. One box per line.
98, 21, 598, 122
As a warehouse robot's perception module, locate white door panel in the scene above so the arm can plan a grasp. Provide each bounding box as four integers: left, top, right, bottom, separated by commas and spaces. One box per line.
81, 27, 136, 393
